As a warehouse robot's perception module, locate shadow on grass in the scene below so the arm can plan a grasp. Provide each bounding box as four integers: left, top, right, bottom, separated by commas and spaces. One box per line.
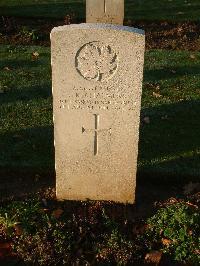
0, 58, 50, 68
0, 126, 55, 199
0, 54, 52, 102
0, 126, 54, 168
138, 99, 200, 183
0, 100, 199, 199
144, 65, 200, 82
0, 84, 52, 104
0, 2, 85, 20
125, 0, 200, 21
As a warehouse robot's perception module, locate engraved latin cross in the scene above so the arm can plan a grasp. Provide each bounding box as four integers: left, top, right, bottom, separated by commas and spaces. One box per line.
82, 114, 111, 156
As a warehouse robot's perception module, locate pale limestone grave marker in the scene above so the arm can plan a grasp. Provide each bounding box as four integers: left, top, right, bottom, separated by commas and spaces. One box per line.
86, 0, 124, 24
51, 23, 145, 203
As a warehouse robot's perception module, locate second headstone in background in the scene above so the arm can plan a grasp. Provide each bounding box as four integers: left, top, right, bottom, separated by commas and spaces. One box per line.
86, 0, 124, 24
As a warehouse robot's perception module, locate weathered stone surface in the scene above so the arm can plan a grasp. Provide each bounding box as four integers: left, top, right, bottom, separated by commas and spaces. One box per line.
51, 23, 145, 203
86, 0, 124, 25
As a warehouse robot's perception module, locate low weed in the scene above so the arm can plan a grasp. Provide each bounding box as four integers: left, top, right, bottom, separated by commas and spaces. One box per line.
145, 202, 200, 265
0, 198, 199, 265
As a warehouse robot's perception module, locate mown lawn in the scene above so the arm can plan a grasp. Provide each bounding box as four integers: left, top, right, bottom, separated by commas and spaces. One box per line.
0, 45, 200, 182
0, 0, 200, 21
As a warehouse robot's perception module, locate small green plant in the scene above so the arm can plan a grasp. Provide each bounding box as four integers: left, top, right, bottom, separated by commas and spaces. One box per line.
97, 228, 135, 266
0, 197, 199, 265
145, 202, 200, 265
0, 212, 17, 235
17, 26, 39, 42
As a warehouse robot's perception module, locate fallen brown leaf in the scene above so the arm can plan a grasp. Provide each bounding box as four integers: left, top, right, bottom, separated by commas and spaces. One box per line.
153, 92, 162, 98
41, 208, 49, 213
32, 51, 39, 60
188, 230, 193, 236
143, 116, 150, 124
186, 201, 198, 209
14, 224, 23, 236
168, 197, 179, 204
34, 174, 40, 182
42, 198, 48, 207
52, 208, 64, 219
0, 242, 11, 249
3, 66, 11, 71
145, 83, 160, 91
162, 238, 172, 247
145, 250, 163, 265
183, 182, 200, 195
0, 241, 14, 259
170, 69, 176, 74
194, 250, 200, 255
190, 54, 196, 59
132, 223, 149, 235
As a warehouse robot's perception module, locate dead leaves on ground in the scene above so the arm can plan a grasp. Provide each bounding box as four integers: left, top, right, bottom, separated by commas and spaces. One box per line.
143, 116, 150, 124
0, 242, 13, 259
161, 238, 172, 247
155, 196, 199, 209
145, 251, 163, 265
145, 83, 163, 99
32, 51, 39, 60
190, 54, 196, 60
145, 83, 160, 91
153, 92, 162, 98
14, 223, 23, 236
3, 66, 11, 71
52, 208, 64, 219
183, 182, 200, 195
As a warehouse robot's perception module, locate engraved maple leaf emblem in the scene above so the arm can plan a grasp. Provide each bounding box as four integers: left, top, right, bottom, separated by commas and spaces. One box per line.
76, 42, 118, 82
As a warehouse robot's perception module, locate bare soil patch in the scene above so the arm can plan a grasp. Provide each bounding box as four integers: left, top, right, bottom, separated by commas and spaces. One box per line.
0, 17, 200, 50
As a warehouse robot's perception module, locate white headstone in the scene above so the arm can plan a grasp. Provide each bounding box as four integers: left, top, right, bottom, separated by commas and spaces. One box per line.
51, 23, 145, 203
86, 0, 124, 24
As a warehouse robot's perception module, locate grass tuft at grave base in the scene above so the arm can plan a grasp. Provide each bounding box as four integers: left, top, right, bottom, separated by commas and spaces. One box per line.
0, 45, 200, 190
0, 190, 199, 265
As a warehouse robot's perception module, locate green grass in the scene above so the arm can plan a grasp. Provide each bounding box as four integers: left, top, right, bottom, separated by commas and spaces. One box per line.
0, 45, 200, 181
0, 0, 200, 21
0, 45, 53, 170
139, 50, 200, 181
0, 197, 199, 265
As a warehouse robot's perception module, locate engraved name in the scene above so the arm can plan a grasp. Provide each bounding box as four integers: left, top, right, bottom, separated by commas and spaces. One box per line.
59, 86, 135, 111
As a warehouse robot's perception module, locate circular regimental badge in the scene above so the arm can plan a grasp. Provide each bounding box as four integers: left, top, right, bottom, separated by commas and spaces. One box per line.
75, 41, 119, 82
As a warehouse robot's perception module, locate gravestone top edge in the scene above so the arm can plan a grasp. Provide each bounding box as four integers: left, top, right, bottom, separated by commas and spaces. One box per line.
51, 23, 145, 35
